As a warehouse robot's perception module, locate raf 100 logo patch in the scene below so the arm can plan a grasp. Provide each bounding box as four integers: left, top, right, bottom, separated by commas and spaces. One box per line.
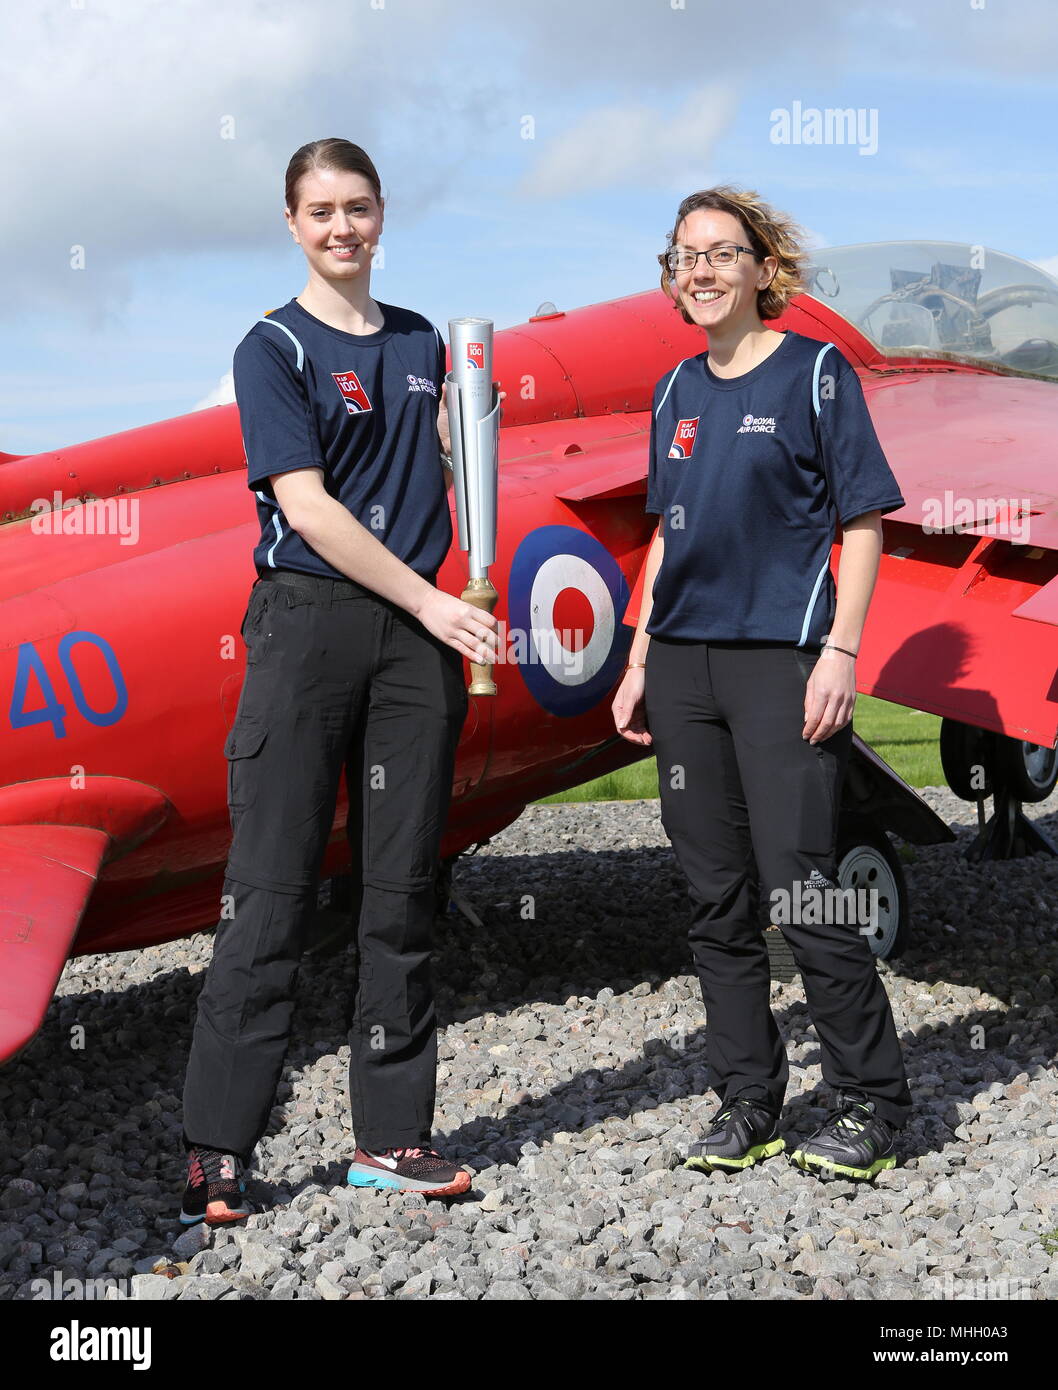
668, 417, 700, 458
332, 370, 374, 414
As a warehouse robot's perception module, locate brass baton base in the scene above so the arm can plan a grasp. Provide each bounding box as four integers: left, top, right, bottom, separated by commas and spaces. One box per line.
462, 577, 498, 696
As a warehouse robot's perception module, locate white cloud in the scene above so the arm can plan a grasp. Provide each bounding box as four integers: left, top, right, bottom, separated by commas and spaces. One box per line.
500, 0, 1058, 86
519, 87, 738, 198
5, 0, 1053, 323
4, 0, 1057, 451
193, 372, 235, 410
0, 1, 502, 323
843, 0, 1058, 79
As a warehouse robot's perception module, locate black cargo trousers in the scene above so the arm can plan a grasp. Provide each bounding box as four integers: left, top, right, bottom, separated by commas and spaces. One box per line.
182, 568, 467, 1160
644, 638, 911, 1131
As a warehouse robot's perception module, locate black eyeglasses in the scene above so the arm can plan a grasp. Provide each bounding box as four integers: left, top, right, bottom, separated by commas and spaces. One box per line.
663, 244, 761, 273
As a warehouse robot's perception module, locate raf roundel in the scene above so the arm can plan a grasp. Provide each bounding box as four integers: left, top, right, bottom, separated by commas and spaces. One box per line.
508, 525, 632, 717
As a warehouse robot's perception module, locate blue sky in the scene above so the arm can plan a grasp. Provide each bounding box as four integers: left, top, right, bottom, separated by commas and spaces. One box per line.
2, 0, 1055, 455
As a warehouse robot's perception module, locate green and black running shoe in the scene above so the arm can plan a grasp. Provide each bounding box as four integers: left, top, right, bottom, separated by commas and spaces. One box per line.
684, 1095, 785, 1173
791, 1090, 897, 1181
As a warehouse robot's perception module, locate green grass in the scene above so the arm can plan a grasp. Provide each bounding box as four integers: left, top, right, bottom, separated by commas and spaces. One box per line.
854, 695, 944, 787
1043, 1230, 1058, 1257
535, 696, 945, 804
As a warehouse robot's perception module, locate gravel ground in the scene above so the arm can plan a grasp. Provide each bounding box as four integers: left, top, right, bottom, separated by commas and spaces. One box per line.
2, 785, 1057, 1302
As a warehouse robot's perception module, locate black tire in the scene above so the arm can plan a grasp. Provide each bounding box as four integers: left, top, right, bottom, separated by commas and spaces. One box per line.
939, 718, 995, 801
765, 929, 798, 984
995, 735, 1058, 803
836, 815, 910, 960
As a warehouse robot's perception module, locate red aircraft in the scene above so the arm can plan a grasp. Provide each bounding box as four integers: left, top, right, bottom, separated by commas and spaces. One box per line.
3, 239, 1057, 1065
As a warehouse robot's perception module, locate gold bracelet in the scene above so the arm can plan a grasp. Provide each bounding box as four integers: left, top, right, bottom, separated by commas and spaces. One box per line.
625, 661, 646, 670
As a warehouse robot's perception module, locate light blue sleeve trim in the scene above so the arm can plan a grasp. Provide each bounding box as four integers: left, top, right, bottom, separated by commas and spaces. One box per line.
798, 554, 831, 647
257, 316, 305, 373
255, 489, 284, 568
655, 359, 686, 417
812, 342, 835, 416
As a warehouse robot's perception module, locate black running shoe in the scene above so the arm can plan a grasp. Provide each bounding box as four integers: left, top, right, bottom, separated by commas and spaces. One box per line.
790, 1090, 897, 1180
684, 1095, 785, 1172
346, 1145, 472, 1196
179, 1146, 253, 1226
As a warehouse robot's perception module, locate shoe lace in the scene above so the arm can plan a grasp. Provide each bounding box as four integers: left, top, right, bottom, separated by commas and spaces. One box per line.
825, 1094, 876, 1138
386, 1146, 449, 1171
708, 1096, 767, 1137
191, 1147, 241, 1187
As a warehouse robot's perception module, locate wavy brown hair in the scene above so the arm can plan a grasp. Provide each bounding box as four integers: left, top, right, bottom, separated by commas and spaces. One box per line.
284, 138, 383, 216
658, 185, 807, 324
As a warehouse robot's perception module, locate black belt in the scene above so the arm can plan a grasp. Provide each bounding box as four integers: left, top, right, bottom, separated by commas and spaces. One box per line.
255, 566, 438, 601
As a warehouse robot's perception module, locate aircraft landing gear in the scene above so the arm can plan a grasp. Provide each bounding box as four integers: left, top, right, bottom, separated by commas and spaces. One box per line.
837, 814, 909, 959
966, 787, 1058, 862
939, 717, 1058, 862
766, 813, 910, 981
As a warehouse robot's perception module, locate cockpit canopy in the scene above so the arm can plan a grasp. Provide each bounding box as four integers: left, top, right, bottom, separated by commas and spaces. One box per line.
803, 241, 1058, 379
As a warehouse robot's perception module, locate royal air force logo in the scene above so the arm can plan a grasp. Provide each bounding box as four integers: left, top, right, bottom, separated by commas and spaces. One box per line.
737, 413, 777, 434
668, 417, 700, 458
406, 375, 438, 395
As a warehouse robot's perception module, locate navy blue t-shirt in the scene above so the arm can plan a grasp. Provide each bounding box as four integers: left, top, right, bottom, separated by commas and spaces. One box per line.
644, 331, 904, 645
232, 297, 451, 581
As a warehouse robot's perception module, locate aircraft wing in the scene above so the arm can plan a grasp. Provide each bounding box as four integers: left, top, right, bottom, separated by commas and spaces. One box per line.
0, 777, 171, 1065
832, 370, 1058, 746
0, 824, 110, 1064
619, 367, 1058, 748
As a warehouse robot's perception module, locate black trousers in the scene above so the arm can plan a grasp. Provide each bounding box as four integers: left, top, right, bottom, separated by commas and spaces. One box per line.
182, 568, 467, 1159
644, 638, 911, 1130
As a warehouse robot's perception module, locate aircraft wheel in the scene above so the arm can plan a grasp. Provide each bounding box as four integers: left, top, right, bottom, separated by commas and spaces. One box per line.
996, 736, 1058, 803
939, 718, 995, 800
837, 815, 909, 960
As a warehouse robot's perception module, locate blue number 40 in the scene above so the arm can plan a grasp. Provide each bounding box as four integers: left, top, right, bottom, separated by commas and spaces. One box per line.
10, 632, 128, 740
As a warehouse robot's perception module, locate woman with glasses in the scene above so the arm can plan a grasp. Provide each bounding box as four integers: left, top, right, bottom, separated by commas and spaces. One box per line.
179, 138, 500, 1223
613, 185, 911, 1180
